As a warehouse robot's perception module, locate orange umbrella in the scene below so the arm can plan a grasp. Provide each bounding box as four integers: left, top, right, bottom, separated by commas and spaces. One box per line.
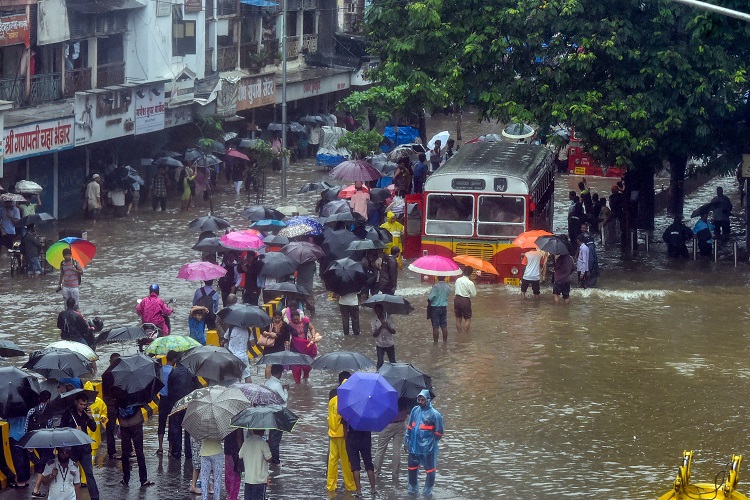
453, 255, 499, 275
512, 230, 553, 249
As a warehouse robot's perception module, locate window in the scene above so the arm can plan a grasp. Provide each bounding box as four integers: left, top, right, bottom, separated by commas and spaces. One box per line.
172, 19, 196, 56
425, 194, 474, 236
477, 196, 526, 237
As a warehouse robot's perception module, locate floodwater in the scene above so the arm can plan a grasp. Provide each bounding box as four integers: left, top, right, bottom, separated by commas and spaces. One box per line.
2, 112, 750, 500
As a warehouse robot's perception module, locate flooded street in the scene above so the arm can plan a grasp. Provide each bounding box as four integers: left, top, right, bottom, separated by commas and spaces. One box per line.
2, 112, 750, 499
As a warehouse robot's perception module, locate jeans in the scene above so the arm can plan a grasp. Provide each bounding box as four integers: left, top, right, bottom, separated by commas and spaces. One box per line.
168, 409, 192, 459
339, 304, 360, 335
376, 345, 396, 370
77, 449, 100, 499
244, 483, 266, 500
121, 423, 148, 484
268, 429, 282, 463
105, 402, 118, 457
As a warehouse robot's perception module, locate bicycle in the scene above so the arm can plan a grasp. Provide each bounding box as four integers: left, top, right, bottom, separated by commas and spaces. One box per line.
8, 241, 24, 277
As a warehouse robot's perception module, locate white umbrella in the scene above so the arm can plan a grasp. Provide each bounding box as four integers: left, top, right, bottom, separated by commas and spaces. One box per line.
14, 180, 43, 194
428, 131, 450, 150
501, 123, 535, 140
46, 341, 98, 362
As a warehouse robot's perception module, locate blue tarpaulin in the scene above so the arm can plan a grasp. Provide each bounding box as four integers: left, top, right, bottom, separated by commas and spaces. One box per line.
383, 126, 419, 147
240, 0, 277, 6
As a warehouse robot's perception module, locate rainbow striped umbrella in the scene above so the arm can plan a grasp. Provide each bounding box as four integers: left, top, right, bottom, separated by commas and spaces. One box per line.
45, 237, 96, 269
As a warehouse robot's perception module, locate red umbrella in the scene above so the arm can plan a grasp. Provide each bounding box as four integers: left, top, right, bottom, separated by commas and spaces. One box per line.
512, 230, 553, 250
330, 160, 382, 182
337, 184, 371, 199
226, 149, 250, 161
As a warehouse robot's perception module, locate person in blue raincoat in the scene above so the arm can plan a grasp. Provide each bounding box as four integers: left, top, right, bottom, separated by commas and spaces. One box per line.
403, 389, 444, 495
692, 213, 715, 257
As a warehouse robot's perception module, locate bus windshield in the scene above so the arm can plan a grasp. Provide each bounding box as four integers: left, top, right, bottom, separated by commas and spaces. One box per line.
425, 194, 474, 236
477, 195, 525, 237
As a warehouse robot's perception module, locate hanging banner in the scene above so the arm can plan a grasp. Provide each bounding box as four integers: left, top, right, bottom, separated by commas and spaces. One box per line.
135, 85, 166, 135
236, 74, 275, 111
4, 118, 75, 161
74, 91, 135, 146
216, 77, 239, 117
0, 13, 30, 47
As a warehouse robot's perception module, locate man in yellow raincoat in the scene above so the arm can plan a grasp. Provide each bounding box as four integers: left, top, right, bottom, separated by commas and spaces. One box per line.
380, 212, 404, 269
83, 381, 107, 460
327, 371, 356, 493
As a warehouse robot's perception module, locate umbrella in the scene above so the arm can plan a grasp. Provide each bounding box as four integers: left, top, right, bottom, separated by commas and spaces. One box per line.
230, 383, 285, 406
45, 237, 96, 269
179, 346, 246, 382
182, 386, 252, 441
691, 201, 722, 218
152, 156, 183, 168
170, 387, 212, 415
220, 231, 264, 251
0, 339, 24, 357
285, 216, 324, 236
45, 341, 98, 362
94, 325, 149, 347
502, 122, 535, 140
512, 230, 554, 250
324, 212, 362, 226
192, 236, 224, 253
321, 199, 352, 218
311, 351, 375, 372
299, 115, 325, 124
362, 294, 414, 315
239, 138, 263, 149
330, 160, 382, 182
278, 223, 315, 239
289, 121, 306, 133
38, 388, 98, 422
177, 261, 227, 281
14, 180, 43, 194
258, 252, 298, 279
0, 192, 26, 202
0, 367, 41, 418
250, 219, 287, 232
428, 131, 450, 150
337, 372, 398, 432
322, 229, 358, 259
267, 123, 283, 131
19, 428, 94, 449
281, 241, 325, 264
241, 205, 285, 221
184, 149, 203, 162
535, 236, 573, 255
263, 234, 290, 247
276, 205, 308, 216
188, 214, 231, 232
347, 239, 386, 252
15, 212, 55, 227
322, 258, 368, 295
321, 187, 343, 201
110, 353, 163, 407
369, 188, 392, 203
263, 281, 310, 296
453, 255, 499, 275
378, 362, 434, 400
337, 184, 371, 200
221, 131, 239, 142
226, 149, 250, 161
145, 335, 202, 355
218, 304, 272, 329
254, 351, 314, 366
298, 181, 334, 194
195, 154, 222, 168
364, 226, 394, 243
202, 140, 226, 155
23, 348, 93, 379
155, 150, 181, 159
408, 255, 463, 277
231, 405, 299, 432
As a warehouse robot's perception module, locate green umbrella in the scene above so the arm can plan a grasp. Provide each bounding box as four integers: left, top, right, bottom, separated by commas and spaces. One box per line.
145, 335, 201, 356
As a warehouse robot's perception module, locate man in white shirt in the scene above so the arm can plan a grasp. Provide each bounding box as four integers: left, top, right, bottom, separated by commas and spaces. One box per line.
239, 430, 272, 500
339, 292, 360, 336
453, 266, 477, 334
576, 237, 590, 289
521, 249, 545, 299
41, 447, 80, 500
264, 364, 288, 465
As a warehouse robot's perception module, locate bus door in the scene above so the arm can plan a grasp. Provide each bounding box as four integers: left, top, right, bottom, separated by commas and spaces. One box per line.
403, 194, 423, 259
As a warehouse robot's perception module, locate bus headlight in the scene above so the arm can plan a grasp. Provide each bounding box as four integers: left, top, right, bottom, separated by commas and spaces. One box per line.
511, 266, 519, 276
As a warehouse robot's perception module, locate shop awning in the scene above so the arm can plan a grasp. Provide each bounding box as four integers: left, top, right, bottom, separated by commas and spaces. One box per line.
66, 0, 147, 14
240, 0, 278, 7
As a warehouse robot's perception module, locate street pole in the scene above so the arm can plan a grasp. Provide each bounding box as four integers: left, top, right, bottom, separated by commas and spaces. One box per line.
670, 0, 750, 22
281, 0, 288, 199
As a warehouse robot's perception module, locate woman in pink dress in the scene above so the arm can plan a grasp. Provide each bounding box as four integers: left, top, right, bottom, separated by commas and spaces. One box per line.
288, 310, 320, 383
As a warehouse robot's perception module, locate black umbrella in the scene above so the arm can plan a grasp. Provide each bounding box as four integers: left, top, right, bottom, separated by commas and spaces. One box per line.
311, 351, 375, 371
202, 140, 226, 155
263, 234, 290, 247
267, 123, 283, 131
188, 215, 231, 232
321, 199, 351, 217
362, 294, 414, 315
347, 239, 386, 252
231, 405, 299, 432
254, 351, 314, 366
153, 156, 184, 168
0, 339, 24, 357
184, 149, 203, 162
38, 388, 98, 422
23, 348, 93, 380
154, 150, 181, 159
111, 166, 139, 190
369, 188, 392, 203
217, 304, 272, 329
324, 212, 365, 226
180, 346, 245, 382
95, 325, 149, 347
263, 282, 310, 296
535, 236, 573, 255
322, 258, 368, 295
378, 362, 434, 400
322, 228, 357, 260
241, 205, 285, 222
15, 212, 55, 227
0, 367, 41, 419
321, 187, 343, 201
192, 236, 224, 253
690, 201, 722, 218
364, 226, 394, 243
258, 252, 298, 279
19, 428, 94, 449
281, 241, 325, 264
239, 138, 262, 149
298, 181, 334, 194
110, 353, 164, 407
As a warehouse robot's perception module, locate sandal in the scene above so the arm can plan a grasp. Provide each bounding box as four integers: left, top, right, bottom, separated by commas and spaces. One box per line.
31, 492, 44, 498
141, 480, 155, 487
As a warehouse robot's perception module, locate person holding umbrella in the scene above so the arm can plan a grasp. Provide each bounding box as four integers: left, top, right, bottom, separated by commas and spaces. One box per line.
428, 278, 451, 343
371, 304, 396, 369
40, 447, 80, 499
59, 394, 99, 500
552, 251, 575, 305
454, 266, 477, 334
378, 247, 400, 295
404, 389, 444, 496
57, 248, 83, 309
288, 311, 320, 384
264, 365, 288, 465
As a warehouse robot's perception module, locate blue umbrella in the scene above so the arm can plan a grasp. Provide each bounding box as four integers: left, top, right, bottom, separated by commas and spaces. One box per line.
337, 372, 398, 432
285, 215, 324, 236
250, 219, 287, 232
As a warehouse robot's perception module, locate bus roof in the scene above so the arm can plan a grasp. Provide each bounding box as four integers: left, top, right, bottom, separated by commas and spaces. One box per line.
424, 141, 551, 194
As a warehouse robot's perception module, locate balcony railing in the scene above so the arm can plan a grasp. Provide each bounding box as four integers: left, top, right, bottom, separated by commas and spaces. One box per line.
262, 38, 279, 58
217, 45, 238, 71
97, 62, 125, 88
28, 73, 62, 106
64, 67, 92, 97
286, 36, 299, 59
0, 78, 22, 107
239, 41, 259, 70
216, 0, 238, 16
206, 48, 214, 74
302, 34, 318, 54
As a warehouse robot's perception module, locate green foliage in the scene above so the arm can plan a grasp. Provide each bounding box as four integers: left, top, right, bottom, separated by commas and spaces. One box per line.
337, 129, 383, 159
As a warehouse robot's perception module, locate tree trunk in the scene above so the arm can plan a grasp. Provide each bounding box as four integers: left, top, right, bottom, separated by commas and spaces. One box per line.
456, 110, 462, 141
418, 110, 427, 147
622, 161, 656, 251
668, 155, 688, 220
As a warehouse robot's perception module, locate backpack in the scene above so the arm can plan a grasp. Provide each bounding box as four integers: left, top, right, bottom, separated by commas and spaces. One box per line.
26, 407, 48, 432
195, 288, 217, 324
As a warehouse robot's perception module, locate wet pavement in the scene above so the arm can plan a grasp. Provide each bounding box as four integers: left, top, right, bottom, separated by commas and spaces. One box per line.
1, 112, 750, 499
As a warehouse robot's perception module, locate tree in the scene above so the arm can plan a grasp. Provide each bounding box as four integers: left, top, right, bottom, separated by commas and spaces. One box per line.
337, 129, 384, 159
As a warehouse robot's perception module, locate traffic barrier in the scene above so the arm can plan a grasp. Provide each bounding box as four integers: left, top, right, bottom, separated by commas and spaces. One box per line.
0, 422, 14, 489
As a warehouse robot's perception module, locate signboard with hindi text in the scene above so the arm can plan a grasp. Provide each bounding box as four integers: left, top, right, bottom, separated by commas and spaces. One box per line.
236, 75, 275, 111
135, 85, 166, 135
4, 118, 75, 161
0, 13, 30, 47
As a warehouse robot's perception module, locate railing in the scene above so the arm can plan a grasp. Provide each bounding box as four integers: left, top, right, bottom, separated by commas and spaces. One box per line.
217, 45, 238, 71
205, 48, 214, 74
0, 78, 22, 107
286, 36, 299, 59
96, 62, 125, 88
239, 41, 259, 70
28, 73, 62, 106
302, 34, 318, 54
263, 38, 279, 58
216, 0, 237, 16
63, 67, 92, 97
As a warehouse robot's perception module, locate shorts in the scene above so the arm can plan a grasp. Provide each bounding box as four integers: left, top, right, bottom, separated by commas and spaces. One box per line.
453, 295, 472, 319
27, 256, 41, 275
346, 439, 373, 472
553, 282, 571, 299
430, 306, 447, 328
131, 191, 140, 204
521, 279, 540, 295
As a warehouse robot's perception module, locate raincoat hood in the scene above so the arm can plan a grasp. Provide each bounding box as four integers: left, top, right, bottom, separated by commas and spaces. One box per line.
418, 389, 431, 408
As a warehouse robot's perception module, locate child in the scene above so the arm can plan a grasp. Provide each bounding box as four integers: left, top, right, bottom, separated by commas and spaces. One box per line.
189, 306, 208, 345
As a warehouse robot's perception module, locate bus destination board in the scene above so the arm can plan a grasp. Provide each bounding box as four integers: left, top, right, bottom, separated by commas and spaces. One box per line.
451, 178, 485, 190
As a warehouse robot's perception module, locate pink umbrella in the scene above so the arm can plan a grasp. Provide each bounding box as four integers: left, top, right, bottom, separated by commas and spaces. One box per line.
220, 231, 264, 251
226, 149, 250, 161
408, 255, 463, 277
177, 261, 227, 281
330, 160, 382, 182
337, 184, 371, 199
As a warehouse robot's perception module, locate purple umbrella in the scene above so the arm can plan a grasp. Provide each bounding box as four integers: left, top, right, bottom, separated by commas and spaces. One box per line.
330, 160, 382, 182
337, 372, 398, 432
281, 241, 326, 264
285, 216, 324, 236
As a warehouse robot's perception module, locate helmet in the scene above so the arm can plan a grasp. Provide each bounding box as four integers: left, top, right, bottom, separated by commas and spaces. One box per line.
149, 283, 160, 294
